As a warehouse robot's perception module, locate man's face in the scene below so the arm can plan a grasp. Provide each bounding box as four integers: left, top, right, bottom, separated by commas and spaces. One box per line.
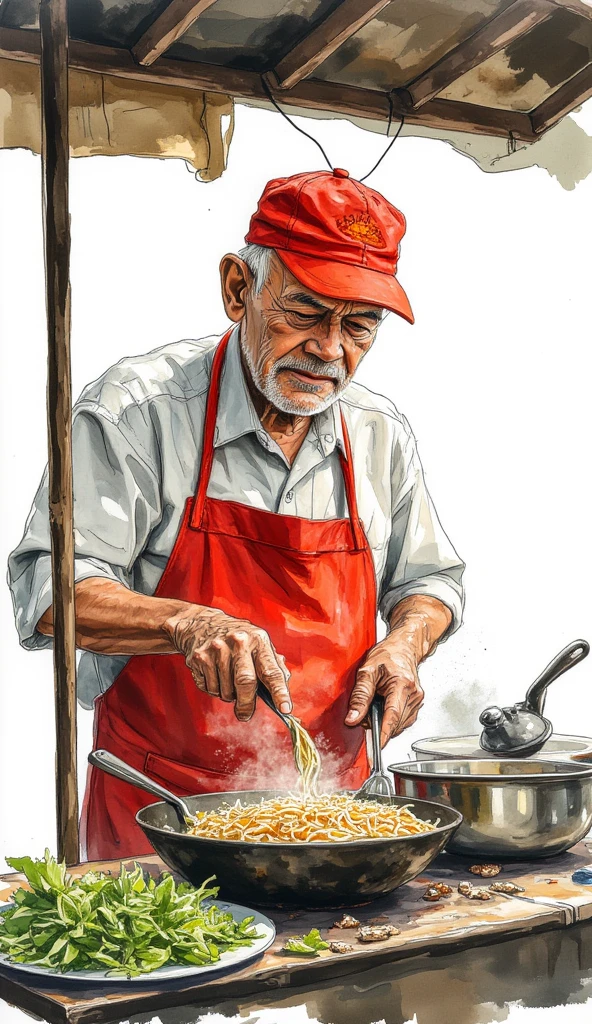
239, 254, 384, 415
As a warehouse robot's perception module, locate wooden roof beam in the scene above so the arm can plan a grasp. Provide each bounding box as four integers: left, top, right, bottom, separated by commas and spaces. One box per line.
270, 0, 393, 91
532, 62, 592, 133
0, 28, 537, 142
132, 0, 219, 67
405, 0, 556, 109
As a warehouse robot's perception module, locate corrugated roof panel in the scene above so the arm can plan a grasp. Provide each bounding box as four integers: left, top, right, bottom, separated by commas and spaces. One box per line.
311, 0, 504, 91
0, 0, 171, 47
167, 0, 343, 72
0, 0, 40, 31
68, 0, 168, 48
438, 7, 592, 111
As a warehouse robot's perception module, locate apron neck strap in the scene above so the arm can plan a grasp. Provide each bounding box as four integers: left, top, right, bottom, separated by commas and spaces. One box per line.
338, 410, 366, 551
191, 327, 233, 528
192, 329, 366, 551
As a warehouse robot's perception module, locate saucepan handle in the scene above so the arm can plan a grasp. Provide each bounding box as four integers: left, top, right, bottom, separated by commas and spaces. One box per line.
524, 639, 590, 714
88, 748, 193, 827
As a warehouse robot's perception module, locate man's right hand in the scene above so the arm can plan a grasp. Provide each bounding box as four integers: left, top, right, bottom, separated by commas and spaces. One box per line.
38, 579, 291, 723
163, 607, 292, 721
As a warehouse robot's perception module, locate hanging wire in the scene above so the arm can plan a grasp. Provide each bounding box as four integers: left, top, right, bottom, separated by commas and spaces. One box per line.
260, 76, 405, 181
260, 75, 333, 170
360, 98, 405, 182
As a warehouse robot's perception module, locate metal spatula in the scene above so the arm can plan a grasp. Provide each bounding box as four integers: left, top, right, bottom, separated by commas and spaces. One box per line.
88, 748, 197, 829
355, 695, 395, 801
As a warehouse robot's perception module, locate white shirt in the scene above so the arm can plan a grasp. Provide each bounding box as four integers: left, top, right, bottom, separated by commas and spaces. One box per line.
8, 328, 465, 709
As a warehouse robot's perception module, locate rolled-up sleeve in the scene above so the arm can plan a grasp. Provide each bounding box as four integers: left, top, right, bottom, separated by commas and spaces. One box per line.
7, 396, 161, 650
378, 429, 465, 636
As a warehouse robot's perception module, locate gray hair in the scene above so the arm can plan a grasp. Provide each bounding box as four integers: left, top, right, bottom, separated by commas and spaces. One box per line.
237, 243, 273, 294
238, 243, 389, 319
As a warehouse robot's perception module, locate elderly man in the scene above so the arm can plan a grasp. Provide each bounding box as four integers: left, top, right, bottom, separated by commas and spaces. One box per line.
8, 169, 464, 859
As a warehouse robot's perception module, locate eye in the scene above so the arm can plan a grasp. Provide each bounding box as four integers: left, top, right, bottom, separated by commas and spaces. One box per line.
289, 310, 322, 325
345, 318, 377, 337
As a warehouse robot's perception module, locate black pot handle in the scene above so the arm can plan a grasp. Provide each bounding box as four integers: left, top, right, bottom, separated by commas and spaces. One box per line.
524, 639, 590, 714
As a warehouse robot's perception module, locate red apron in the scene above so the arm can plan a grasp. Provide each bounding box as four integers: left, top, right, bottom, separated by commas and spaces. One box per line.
82, 329, 377, 860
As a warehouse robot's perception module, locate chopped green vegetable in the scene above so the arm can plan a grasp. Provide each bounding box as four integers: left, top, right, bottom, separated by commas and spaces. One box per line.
0, 850, 262, 977
282, 928, 329, 956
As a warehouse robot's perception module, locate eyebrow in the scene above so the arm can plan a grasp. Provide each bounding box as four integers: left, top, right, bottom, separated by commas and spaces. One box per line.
284, 292, 331, 312
284, 292, 383, 320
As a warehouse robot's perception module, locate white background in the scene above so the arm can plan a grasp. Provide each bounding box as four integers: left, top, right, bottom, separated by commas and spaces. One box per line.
0, 100, 591, 1024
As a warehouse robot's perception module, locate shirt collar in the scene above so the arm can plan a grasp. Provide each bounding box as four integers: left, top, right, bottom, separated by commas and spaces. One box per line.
214, 326, 347, 458
214, 327, 262, 447
310, 397, 346, 458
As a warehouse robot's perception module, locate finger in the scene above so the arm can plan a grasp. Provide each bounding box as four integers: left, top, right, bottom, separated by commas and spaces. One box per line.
231, 647, 258, 722
381, 682, 423, 745
253, 639, 292, 715
206, 637, 233, 702
276, 653, 291, 685
395, 694, 424, 736
186, 654, 207, 693
345, 664, 379, 726
196, 648, 220, 698
381, 688, 410, 747
216, 644, 234, 702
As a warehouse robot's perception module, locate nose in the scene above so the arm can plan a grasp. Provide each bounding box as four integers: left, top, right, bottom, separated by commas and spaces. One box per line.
303, 319, 344, 363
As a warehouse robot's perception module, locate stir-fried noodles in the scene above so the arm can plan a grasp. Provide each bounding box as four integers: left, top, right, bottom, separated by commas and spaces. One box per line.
187, 701, 435, 843
187, 794, 438, 843
286, 715, 321, 797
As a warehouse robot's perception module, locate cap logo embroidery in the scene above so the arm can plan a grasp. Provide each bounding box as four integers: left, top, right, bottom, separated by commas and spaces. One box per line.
336, 212, 386, 248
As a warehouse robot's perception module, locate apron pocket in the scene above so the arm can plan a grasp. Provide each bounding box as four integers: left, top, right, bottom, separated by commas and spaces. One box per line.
144, 751, 233, 795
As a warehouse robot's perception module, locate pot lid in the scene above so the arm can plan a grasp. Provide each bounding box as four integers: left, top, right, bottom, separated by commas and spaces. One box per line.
411, 734, 592, 760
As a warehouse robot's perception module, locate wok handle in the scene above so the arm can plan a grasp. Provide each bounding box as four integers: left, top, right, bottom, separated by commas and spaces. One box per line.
88, 748, 193, 828
524, 639, 590, 714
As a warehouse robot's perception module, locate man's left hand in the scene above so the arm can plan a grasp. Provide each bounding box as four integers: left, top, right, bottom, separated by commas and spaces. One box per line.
345, 636, 424, 747
344, 595, 453, 747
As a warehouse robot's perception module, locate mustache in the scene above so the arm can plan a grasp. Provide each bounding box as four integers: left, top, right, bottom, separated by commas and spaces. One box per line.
272, 354, 348, 384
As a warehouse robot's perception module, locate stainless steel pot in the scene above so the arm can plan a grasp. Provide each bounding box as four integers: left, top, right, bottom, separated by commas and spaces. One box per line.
388, 759, 592, 859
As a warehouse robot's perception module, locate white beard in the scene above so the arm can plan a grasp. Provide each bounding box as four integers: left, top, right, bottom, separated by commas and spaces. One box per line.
241, 339, 351, 415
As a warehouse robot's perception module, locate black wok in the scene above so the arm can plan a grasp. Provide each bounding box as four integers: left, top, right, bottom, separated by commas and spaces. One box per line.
89, 750, 462, 908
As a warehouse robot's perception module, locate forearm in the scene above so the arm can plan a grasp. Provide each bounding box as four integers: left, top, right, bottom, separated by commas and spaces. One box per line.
36, 577, 207, 655
387, 594, 452, 663
36, 576, 291, 716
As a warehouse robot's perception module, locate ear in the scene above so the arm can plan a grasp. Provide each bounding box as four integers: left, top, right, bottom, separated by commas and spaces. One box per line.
219, 255, 252, 323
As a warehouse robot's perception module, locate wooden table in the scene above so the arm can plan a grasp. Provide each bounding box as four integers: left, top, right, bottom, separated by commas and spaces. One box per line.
2, 841, 592, 1024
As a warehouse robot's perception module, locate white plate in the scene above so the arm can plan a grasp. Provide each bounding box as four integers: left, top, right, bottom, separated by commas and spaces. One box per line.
0, 900, 275, 983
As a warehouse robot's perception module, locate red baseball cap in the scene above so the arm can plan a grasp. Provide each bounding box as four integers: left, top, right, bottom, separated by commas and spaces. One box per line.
245, 168, 413, 324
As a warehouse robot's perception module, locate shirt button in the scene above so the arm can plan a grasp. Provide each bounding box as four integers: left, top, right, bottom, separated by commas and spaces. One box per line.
324, 433, 334, 443
285, 490, 294, 503
258, 432, 270, 449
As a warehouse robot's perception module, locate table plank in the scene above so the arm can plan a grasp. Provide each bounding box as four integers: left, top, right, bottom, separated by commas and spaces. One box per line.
2, 846, 592, 1024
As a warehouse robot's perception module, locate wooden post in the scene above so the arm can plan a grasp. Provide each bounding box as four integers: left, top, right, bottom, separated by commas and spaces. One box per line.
39, 0, 79, 865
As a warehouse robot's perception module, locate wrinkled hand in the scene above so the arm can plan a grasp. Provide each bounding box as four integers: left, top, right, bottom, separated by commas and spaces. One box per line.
163, 607, 291, 722
345, 637, 424, 747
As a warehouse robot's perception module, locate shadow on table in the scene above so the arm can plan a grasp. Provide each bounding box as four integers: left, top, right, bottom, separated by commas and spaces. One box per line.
123, 922, 592, 1024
